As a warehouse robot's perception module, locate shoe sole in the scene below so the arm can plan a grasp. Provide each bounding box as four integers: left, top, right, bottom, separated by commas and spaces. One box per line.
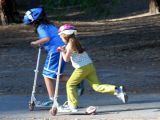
124, 94, 128, 103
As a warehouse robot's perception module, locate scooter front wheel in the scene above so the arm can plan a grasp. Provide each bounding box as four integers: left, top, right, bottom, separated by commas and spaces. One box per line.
50, 107, 57, 116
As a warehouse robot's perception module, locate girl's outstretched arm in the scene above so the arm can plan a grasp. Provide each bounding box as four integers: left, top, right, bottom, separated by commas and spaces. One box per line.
31, 37, 50, 47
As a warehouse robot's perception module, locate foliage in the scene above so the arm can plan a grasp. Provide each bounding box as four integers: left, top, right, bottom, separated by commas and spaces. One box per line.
111, 0, 121, 5
39, 0, 120, 20
40, 0, 104, 11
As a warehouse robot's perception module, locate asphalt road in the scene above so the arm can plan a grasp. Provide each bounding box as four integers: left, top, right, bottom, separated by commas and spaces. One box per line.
0, 93, 160, 120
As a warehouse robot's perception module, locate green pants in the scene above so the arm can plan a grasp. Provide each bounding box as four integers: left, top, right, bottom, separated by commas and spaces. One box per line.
66, 63, 116, 107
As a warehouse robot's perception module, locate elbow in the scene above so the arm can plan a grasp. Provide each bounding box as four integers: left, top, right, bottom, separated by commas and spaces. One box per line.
62, 53, 70, 62
62, 56, 70, 62
63, 58, 70, 62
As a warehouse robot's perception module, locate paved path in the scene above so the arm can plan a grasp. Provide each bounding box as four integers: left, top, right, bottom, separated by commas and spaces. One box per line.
0, 93, 160, 120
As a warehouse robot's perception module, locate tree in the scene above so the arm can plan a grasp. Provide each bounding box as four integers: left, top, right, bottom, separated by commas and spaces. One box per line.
156, 0, 160, 9
0, 0, 21, 25
0, 0, 7, 25
149, 0, 160, 14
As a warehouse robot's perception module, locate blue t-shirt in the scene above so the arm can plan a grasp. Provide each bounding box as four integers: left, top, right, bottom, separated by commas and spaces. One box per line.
37, 24, 64, 53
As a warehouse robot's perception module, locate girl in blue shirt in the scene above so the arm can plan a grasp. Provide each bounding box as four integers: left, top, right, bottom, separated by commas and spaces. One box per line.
23, 8, 84, 105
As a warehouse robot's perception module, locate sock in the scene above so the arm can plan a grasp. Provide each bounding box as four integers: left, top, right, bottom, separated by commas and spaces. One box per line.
49, 96, 54, 101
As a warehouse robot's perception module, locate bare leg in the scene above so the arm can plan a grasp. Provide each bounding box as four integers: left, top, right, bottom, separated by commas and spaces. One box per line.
44, 77, 55, 98
44, 75, 68, 98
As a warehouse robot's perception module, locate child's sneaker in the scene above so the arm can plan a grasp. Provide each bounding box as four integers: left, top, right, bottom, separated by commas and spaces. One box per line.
77, 81, 85, 96
58, 101, 78, 113
58, 106, 78, 113
115, 86, 128, 103
69, 106, 78, 113
62, 101, 69, 108
41, 100, 53, 107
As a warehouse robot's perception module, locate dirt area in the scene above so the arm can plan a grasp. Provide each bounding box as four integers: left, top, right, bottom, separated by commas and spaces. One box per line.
0, 0, 160, 96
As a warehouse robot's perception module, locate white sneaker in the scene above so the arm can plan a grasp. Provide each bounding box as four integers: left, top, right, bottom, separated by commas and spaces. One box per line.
58, 106, 78, 113
58, 106, 71, 112
70, 106, 78, 113
58, 101, 78, 113
115, 86, 128, 103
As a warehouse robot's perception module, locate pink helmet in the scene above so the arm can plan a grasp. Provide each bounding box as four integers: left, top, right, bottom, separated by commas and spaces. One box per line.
58, 24, 77, 35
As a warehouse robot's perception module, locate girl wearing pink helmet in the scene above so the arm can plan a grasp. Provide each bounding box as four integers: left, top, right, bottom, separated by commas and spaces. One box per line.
58, 24, 128, 112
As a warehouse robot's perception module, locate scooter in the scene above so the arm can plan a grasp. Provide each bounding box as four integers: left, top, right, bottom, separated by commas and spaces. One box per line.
29, 47, 51, 110
49, 49, 63, 115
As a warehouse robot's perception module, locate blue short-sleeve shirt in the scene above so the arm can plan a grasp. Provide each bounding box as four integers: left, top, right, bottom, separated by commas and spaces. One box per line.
37, 24, 66, 79
37, 24, 64, 53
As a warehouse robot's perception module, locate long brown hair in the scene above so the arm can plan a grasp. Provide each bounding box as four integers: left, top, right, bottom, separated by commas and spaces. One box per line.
63, 34, 85, 53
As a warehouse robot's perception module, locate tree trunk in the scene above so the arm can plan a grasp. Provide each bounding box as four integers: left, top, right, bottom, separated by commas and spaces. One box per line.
156, 0, 160, 9
0, 0, 21, 25
149, 0, 159, 14
0, 0, 7, 25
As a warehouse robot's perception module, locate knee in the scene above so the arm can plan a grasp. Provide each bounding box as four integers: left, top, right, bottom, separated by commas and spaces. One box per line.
67, 79, 79, 88
66, 81, 71, 88
66, 81, 77, 92
92, 84, 100, 92
66, 81, 74, 88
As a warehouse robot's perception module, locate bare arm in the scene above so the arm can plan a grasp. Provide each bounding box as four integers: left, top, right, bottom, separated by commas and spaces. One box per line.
58, 44, 72, 62
31, 37, 50, 47
62, 48, 72, 62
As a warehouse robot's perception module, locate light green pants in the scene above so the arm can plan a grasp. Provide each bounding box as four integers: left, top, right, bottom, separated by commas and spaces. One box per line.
66, 63, 116, 107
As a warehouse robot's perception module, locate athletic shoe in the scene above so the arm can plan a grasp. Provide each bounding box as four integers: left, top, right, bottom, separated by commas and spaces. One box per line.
77, 81, 85, 96
58, 101, 78, 113
41, 100, 53, 107
61, 101, 69, 108
115, 86, 128, 103
58, 105, 78, 113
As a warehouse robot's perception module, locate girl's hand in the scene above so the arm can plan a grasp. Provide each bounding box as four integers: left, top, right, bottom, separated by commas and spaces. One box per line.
30, 41, 39, 47
57, 46, 66, 52
31, 37, 49, 48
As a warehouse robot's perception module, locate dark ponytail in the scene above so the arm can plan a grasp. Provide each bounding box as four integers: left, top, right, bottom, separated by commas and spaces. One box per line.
32, 8, 51, 33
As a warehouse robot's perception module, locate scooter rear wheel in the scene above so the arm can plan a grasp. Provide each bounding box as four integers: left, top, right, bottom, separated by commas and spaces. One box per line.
29, 101, 35, 111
